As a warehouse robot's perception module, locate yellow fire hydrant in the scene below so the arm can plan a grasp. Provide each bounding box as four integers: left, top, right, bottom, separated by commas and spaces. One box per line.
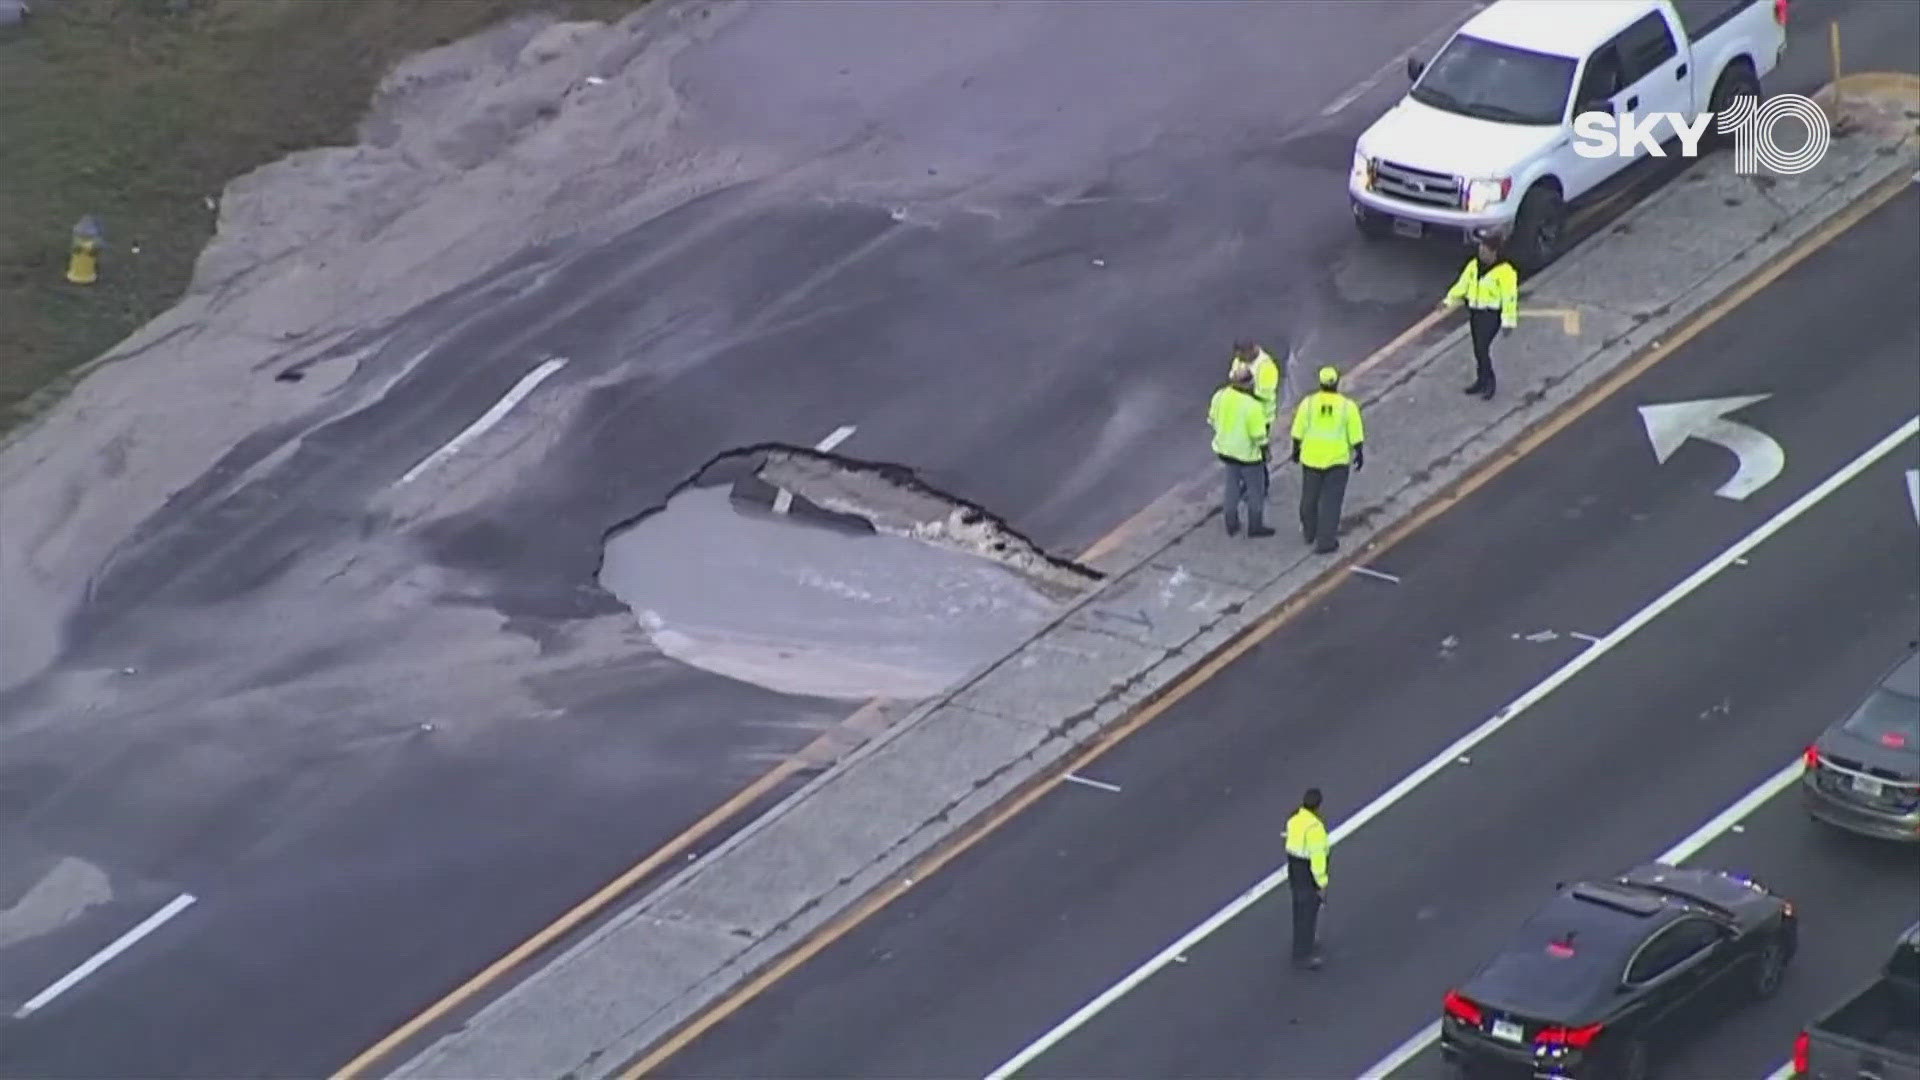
67, 215, 102, 285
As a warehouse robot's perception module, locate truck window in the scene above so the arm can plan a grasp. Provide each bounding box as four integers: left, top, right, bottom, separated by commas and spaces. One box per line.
1615, 12, 1680, 83
1670, 0, 1756, 40
1411, 34, 1579, 127
1577, 46, 1626, 110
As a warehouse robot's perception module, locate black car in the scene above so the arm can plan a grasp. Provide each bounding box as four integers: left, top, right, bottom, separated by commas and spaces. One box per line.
1802, 648, 1920, 842
1439, 864, 1798, 1079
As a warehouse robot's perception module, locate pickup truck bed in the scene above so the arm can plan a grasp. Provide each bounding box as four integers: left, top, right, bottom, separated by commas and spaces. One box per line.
1797, 922, 1920, 1080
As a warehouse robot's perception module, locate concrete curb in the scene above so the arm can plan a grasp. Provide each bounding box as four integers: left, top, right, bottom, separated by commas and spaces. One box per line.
391, 83, 1919, 1080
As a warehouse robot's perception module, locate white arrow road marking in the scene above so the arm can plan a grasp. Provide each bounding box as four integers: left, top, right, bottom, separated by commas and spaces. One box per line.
1638, 394, 1785, 501
1906, 468, 1919, 524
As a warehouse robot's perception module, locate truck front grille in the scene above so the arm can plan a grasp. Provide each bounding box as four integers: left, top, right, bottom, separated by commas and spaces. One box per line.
1373, 159, 1461, 209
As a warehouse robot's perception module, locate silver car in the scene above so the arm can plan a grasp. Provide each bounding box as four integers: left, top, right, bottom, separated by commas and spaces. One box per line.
1802, 648, 1920, 842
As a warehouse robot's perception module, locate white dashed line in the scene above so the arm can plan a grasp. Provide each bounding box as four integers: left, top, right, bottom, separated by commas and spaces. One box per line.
1350, 565, 1402, 584
15, 893, 197, 1018
395, 357, 567, 486
1063, 773, 1123, 794
1569, 631, 1603, 643
1317, 3, 1485, 118
775, 425, 859, 514
813, 424, 858, 453
982, 417, 1918, 1080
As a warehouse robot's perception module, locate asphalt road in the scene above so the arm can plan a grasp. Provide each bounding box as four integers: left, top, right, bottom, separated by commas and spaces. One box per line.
2, 1, 1912, 1076
648, 188, 1920, 1078
0, 2, 1489, 1076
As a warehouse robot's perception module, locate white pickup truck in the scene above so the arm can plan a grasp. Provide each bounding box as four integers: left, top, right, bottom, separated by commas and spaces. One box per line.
1349, 0, 1789, 271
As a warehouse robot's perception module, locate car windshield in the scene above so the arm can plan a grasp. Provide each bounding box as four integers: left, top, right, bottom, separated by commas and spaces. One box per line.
1842, 688, 1920, 749
1411, 34, 1577, 126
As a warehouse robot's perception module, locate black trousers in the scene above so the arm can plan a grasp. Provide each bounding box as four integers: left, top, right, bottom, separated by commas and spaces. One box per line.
1288, 857, 1322, 961
1468, 308, 1502, 389
1299, 464, 1351, 551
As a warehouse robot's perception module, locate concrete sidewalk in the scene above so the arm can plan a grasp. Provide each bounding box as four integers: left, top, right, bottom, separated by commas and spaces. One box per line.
391, 78, 1920, 1080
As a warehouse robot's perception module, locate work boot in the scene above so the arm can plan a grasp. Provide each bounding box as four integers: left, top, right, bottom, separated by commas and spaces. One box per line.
1479, 379, 1496, 400
1462, 380, 1486, 395
1315, 539, 1340, 554
1248, 524, 1275, 538
1224, 519, 1241, 537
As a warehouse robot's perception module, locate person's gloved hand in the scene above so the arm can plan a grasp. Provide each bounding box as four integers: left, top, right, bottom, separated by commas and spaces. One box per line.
1290, 439, 1302, 464
1353, 446, 1365, 472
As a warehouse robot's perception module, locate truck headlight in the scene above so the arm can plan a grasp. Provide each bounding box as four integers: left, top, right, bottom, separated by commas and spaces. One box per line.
1464, 177, 1512, 213
1351, 152, 1374, 189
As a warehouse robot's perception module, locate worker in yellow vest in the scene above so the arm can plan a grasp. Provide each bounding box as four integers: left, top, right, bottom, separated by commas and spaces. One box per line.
1443, 229, 1520, 400
1209, 364, 1274, 538
1286, 788, 1330, 970
1289, 366, 1365, 553
1229, 340, 1281, 429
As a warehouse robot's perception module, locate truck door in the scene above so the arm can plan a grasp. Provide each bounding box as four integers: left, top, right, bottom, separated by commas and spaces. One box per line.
1564, 43, 1629, 199
1613, 10, 1694, 154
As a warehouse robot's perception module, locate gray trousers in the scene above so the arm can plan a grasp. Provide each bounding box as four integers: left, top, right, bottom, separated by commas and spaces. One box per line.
1299, 464, 1350, 551
1220, 457, 1268, 532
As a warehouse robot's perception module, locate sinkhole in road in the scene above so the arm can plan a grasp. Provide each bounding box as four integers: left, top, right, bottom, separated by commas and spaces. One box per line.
598, 448, 1101, 702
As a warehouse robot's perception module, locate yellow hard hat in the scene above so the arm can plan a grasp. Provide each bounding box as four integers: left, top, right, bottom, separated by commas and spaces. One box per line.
1318, 365, 1339, 388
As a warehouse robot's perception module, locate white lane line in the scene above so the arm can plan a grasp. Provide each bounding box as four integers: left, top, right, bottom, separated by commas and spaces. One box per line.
1358, 757, 1804, 1077
1063, 773, 1123, 794
814, 424, 858, 453
15, 893, 197, 1019
1762, 1062, 1795, 1079
983, 416, 1918, 1080
774, 425, 858, 514
1569, 631, 1603, 643
1350, 565, 1402, 584
395, 357, 567, 486
1317, 4, 1484, 118
1658, 757, 1803, 862
1358, 1021, 1442, 1080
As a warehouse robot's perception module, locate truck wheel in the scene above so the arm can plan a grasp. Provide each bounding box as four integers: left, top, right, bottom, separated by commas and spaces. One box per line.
1705, 60, 1762, 151
1353, 204, 1392, 240
1510, 184, 1565, 274
1751, 934, 1789, 998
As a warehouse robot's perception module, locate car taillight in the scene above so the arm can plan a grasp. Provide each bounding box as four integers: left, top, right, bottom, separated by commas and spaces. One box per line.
1536, 1022, 1604, 1049
1803, 744, 1821, 768
1443, 990, 1483, 1025
1774, 0, 1789, 26
1793, 1029, 1810, 1074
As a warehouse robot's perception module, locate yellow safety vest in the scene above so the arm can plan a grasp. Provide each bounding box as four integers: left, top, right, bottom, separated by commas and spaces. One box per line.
1209, 385, 1269, 464
1290, 390, 1364, 470
1230, 349, 1280, 425
1285, 807, 1329, 888
1445, 257, 1519, 328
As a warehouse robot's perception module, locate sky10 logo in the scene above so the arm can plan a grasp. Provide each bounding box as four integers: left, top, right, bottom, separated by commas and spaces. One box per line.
1570, 94, 1833, 176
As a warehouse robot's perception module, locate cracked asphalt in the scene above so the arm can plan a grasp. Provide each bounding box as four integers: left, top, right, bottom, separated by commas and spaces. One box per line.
0, 2, 1499, 1075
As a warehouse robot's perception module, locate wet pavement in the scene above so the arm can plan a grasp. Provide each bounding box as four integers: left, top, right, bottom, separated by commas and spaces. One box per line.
599, 483, 1062, 701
